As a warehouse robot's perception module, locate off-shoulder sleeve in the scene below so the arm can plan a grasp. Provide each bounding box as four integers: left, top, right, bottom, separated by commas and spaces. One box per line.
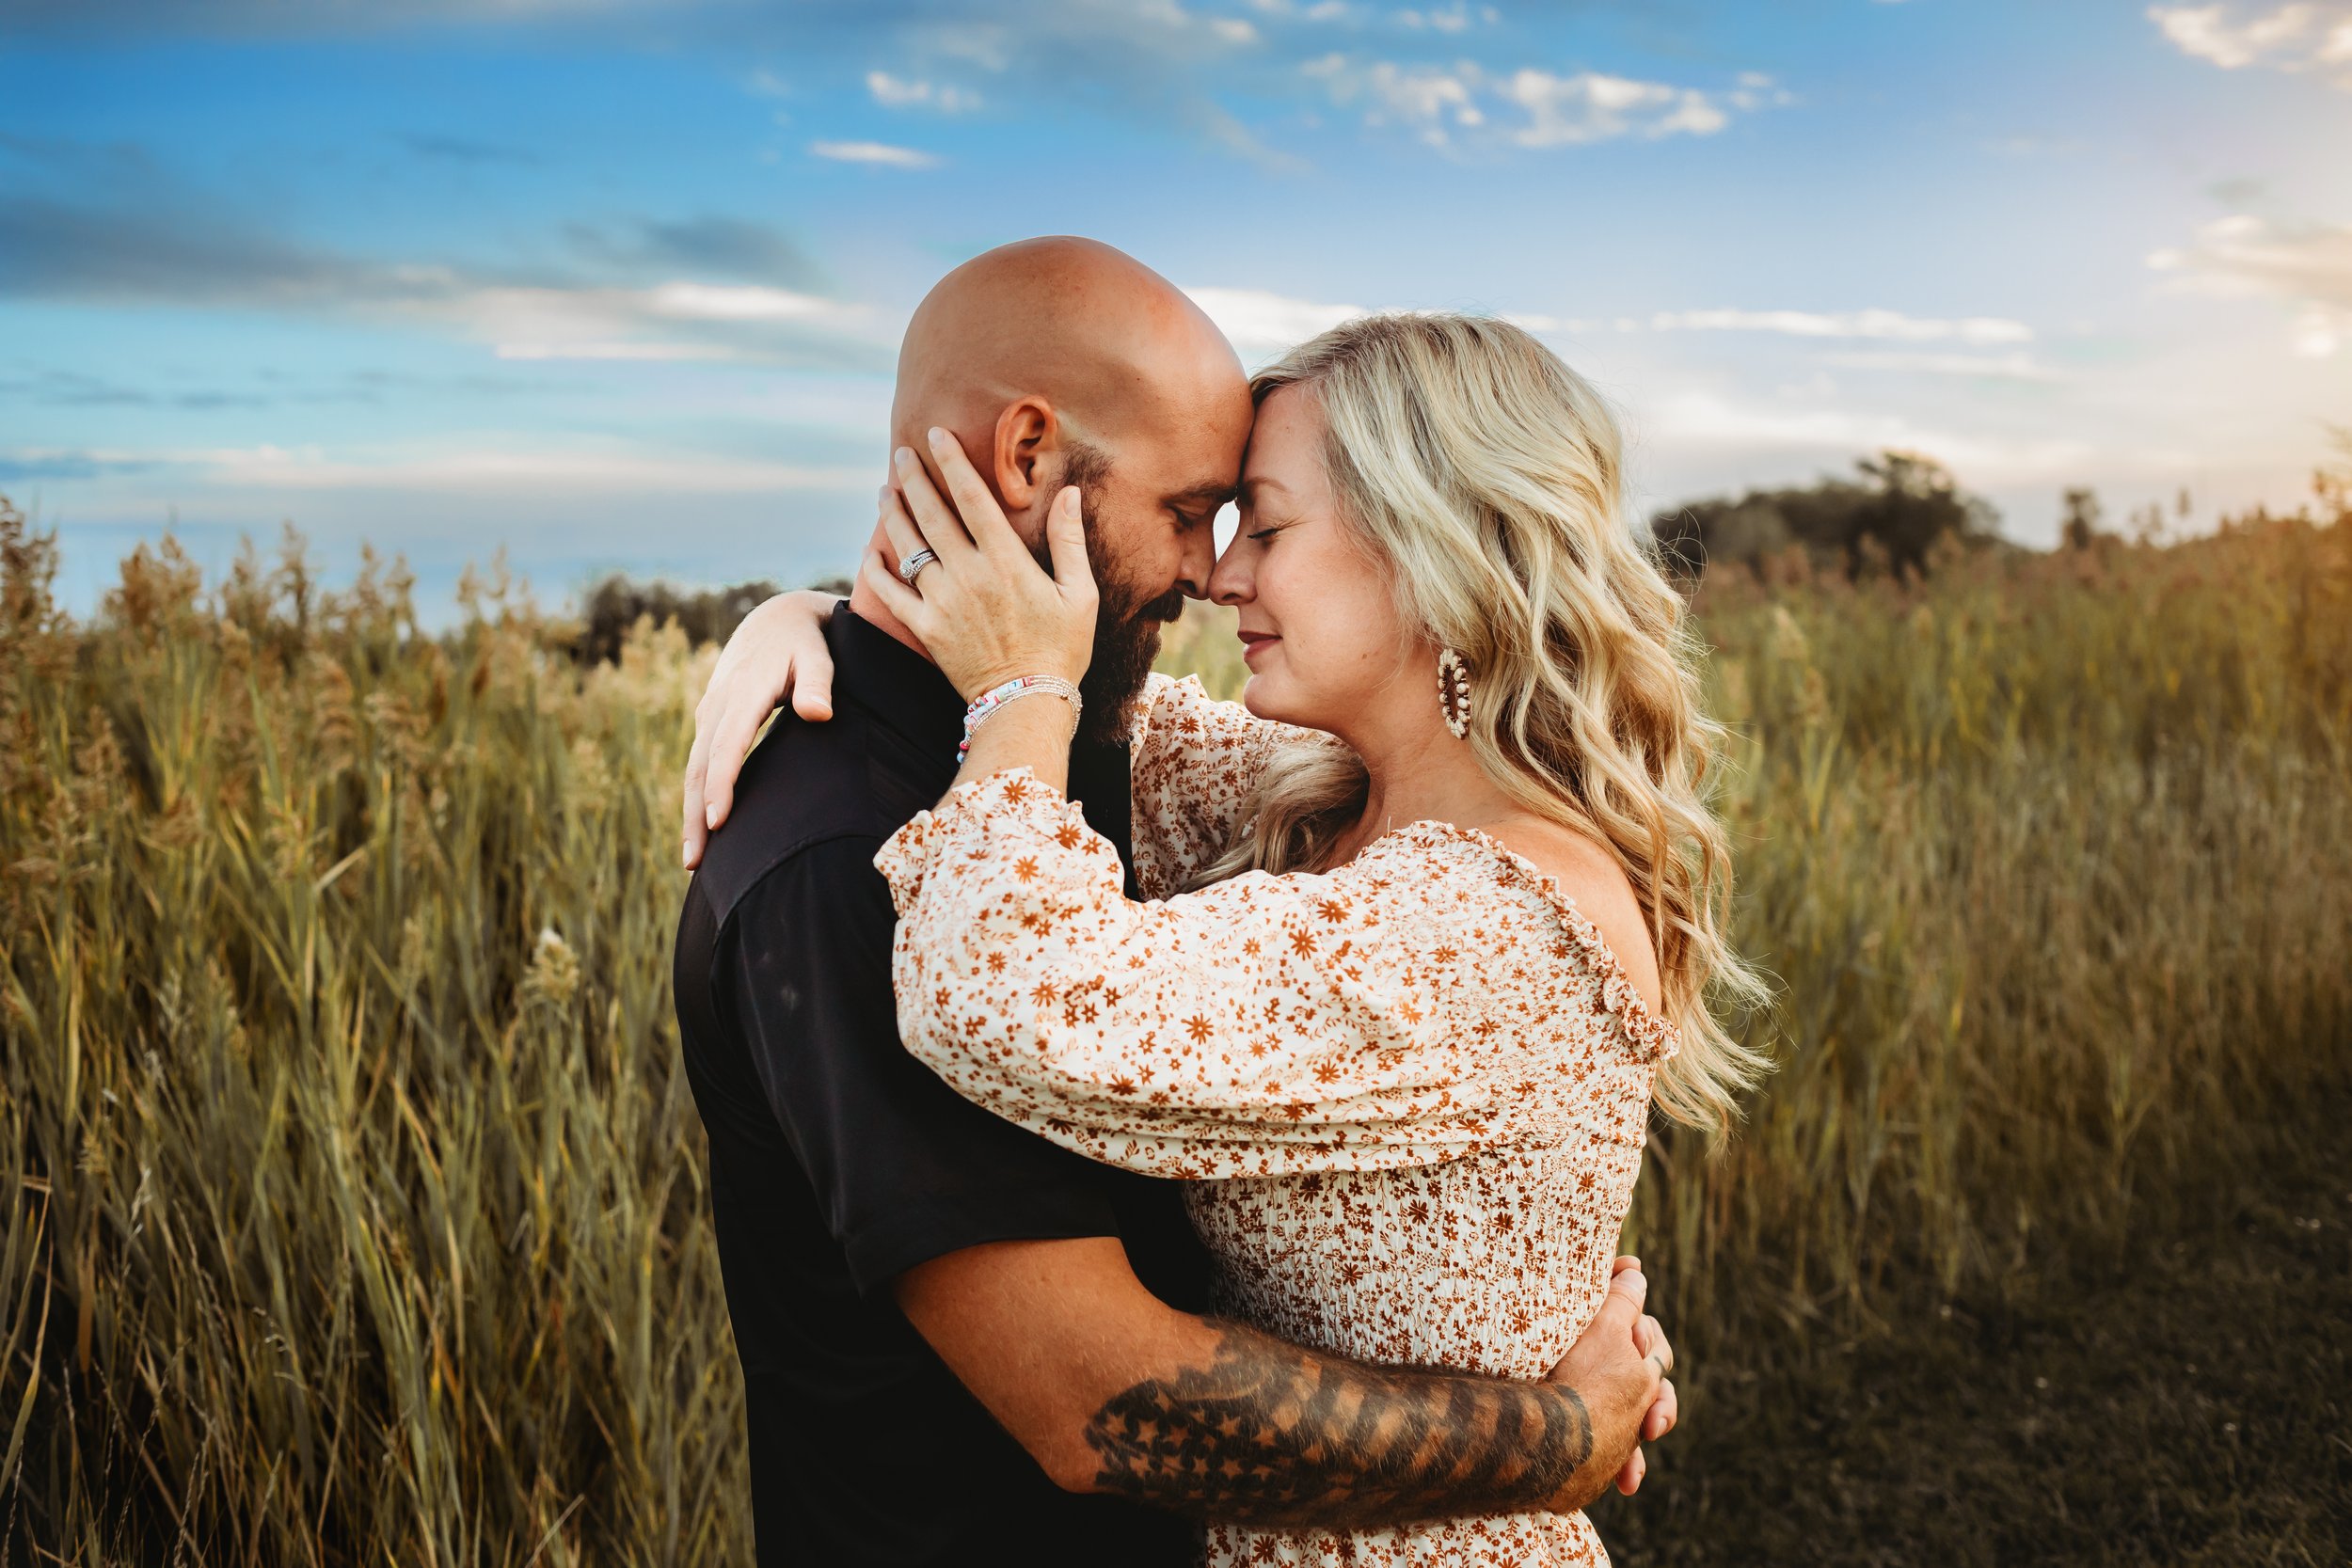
873, 767, 1670, 1180
1124, 673, 1353, 899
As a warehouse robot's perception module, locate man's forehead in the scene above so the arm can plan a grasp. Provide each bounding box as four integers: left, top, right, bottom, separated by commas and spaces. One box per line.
1104, 429, 1241, 501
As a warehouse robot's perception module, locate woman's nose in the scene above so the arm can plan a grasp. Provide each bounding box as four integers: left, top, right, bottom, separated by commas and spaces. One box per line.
1207, 542, 1252, 607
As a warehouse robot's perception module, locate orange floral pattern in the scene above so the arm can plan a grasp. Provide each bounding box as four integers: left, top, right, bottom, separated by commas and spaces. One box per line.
875, 673, 1677, 1566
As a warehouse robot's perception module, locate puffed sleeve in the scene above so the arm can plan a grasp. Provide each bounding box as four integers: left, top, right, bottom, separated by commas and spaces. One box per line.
1124, 673, 1354, 899
873, 768, 1664, 1180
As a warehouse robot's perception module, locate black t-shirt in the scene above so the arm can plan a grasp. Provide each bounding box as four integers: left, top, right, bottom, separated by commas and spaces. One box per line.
674, 607, 1208, 1567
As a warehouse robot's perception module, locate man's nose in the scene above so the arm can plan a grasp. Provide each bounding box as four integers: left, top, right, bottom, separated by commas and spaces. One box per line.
1175, 523, 1220, 600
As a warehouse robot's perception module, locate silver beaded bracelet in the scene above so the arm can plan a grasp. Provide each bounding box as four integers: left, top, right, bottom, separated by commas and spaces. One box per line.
958, 674, 1083, 762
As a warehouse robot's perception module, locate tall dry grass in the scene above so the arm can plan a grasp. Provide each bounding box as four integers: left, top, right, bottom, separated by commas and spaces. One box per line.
1161, 513, 2352, 1338
4, 494, 2350, 1563
1, 517, 743, 1564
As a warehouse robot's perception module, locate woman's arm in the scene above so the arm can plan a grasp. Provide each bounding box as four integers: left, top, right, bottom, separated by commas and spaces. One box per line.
680, 587, 839, 868
1125, 672, 1354, 898
874, 765, 1544, 1178
857, 428, 1644, 1178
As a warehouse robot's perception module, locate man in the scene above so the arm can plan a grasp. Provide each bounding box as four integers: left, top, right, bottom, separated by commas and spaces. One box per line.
674, 236, 1676, 1565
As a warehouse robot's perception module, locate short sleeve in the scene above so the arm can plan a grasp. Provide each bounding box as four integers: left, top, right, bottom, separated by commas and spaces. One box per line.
717, 836, 1124, 1291
1124, 673, 1353, 899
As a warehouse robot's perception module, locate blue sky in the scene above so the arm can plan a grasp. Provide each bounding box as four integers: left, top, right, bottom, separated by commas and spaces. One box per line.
5, 0, 2349, 615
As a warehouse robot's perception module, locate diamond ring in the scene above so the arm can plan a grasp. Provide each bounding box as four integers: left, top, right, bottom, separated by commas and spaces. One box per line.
897, 548, 938, 585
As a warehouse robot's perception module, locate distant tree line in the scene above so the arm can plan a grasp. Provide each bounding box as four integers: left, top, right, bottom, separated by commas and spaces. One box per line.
1652, 450, 2004, 582
576, 431, 2352, 655
569, 574, 850, 665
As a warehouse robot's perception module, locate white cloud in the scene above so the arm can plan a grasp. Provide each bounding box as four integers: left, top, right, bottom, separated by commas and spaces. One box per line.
1503, 69, 1728, 145
866, 71, 980, 111
885, 1, 1295, 168
2146, 4, 2352, 85
1726, 71, 1798, 112
175, 443, 872, 495
495, 341, 739, 361
2148, 213, 2352, 304
1183, 285, 1368, 349
1398, 4, 1475, 31
392, 278, 882, 365
809, 139, 941, 168
1643, 390, 2095, 483
1502, 311, 1603, 334
1311, 57, 1777, 149
1648, 308, 2035, 344
1818, 350, 2065, 382
643, 281, 840, 322
2148, 213, 2352, 356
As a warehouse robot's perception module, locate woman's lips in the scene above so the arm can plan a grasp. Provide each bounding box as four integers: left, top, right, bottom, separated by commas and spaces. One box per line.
1237, 631, 1279, 664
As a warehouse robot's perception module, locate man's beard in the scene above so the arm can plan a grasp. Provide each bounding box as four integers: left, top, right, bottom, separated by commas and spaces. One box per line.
1036, 444, 1185, 748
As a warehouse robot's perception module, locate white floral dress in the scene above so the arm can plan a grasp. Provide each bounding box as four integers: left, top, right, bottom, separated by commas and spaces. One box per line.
875, 674, 1677, 1567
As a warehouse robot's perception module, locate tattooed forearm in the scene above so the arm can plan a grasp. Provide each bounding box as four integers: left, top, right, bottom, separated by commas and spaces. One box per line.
1082, 1321, 1595, 1528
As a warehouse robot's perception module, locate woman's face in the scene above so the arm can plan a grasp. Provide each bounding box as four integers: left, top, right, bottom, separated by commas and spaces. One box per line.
1208, 384, 1425, 736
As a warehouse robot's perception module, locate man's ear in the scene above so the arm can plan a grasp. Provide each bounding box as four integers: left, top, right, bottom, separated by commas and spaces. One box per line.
992, 397, 1058, 515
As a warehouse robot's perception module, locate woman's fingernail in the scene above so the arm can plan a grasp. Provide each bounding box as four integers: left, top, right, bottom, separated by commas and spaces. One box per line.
927, 426, 947, 448
706, 803, 721, 829
895, 447, 915, 469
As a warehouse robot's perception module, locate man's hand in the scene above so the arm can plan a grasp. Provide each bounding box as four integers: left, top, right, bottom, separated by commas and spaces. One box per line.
682, 588, 838, 868
1549, 1255, 1677, 1501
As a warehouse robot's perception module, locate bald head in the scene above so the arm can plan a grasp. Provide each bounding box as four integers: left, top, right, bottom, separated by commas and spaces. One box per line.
893, 236, 1246, 467
858, 238, 1254, 730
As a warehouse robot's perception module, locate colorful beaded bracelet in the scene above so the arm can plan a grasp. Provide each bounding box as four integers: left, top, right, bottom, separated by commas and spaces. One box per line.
958, 674, 1083, 762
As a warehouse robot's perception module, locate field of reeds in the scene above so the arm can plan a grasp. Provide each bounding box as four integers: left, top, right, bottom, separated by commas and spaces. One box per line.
3, 488, 2349, 1565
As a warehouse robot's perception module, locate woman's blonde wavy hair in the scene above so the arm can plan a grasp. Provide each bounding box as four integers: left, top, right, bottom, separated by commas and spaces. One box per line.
1193, 311, 1769, 1132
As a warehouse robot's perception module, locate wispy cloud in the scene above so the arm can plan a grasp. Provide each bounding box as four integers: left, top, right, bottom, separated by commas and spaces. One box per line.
1184, 284, 1368, 351
442, 280, 879, 363
2148, 213, 2352, 356
866, 71, 981, 111
1395, 4, 1484, 33
564, 216, 829, 290
1, 437, 872, 494
186, 442, 871, 494
0, 188, 887, 368
1647, 308, 2035, 344
1818, 350, 2064, 382
2146, 4, 2352, 87
1304, 55, 1785, 149
0, 447, 167, 483
884, 1, 1299, 169
809, 139, 941, 167
0, 370, 279, 409
1644, 390, 2095, 483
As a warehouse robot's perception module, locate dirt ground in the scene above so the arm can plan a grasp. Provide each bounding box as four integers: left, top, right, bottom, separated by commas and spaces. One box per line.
1587, 1115, 2352, 1567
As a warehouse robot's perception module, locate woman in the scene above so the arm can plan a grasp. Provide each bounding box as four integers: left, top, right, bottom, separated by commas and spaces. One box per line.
700, 314, 1763, 1565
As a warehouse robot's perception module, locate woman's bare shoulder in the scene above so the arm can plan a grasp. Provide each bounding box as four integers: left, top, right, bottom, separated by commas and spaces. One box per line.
1486, 816, 1664, 1015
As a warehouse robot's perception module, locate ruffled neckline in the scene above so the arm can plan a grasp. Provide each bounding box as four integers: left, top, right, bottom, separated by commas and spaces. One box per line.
1366, 818, 1683, 1064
